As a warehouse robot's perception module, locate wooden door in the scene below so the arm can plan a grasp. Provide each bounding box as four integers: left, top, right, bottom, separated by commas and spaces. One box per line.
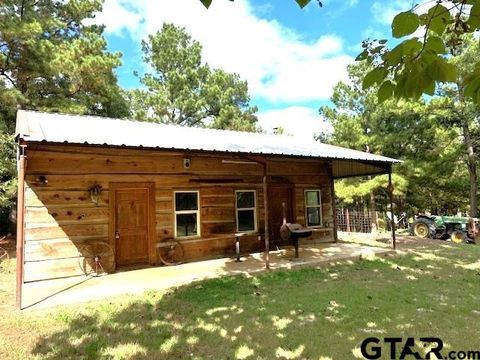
114, 187, 151, 266
268, 184, 294, 241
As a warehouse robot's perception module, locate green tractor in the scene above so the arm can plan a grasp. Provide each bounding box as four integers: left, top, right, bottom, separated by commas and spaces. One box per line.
410, 215, 479, 243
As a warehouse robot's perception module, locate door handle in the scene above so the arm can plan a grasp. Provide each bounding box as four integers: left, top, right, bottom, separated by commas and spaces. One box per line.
115, 230, 120, 240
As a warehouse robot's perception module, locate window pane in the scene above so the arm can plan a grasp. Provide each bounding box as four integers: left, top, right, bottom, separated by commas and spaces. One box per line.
237, 209, 255, 231
236, 191, 255, 208
307, 207, 321, 226
306, 191, 320, 206
176, 213, 198, 237
175, 192, 198, 211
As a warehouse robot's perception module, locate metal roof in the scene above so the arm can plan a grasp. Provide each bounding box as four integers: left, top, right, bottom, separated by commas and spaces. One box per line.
15, 110, 399, 178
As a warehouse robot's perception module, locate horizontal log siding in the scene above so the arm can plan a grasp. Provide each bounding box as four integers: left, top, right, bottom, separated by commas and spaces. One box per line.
23, 143, 334, 282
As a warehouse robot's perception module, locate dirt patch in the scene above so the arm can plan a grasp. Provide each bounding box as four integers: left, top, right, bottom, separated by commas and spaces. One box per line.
0, 235, 16, 312
394, 235, 448, 249
340, 232, 460, 251
0, 234, 15, 255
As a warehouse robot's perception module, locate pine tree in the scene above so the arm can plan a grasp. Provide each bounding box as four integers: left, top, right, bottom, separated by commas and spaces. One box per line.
128, 23, 258, 132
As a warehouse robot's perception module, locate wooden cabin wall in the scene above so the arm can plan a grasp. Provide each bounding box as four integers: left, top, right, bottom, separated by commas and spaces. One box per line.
22, 143, 334, 282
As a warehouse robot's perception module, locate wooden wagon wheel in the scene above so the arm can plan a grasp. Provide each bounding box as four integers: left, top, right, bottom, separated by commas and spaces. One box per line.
157, 237, 184, 266
280, 224, 291, 242
78, 241, 115, 276
0, 247, 9, 273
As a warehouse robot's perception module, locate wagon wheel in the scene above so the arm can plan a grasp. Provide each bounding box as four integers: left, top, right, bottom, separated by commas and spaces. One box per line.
78, 241, 115, 276
157, 238, 184, 266
450, 230, 466, 244
280, 224, 291, 242
0, 247, 9, 273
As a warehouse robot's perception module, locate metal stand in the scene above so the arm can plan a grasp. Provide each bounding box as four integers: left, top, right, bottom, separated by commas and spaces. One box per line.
293, 238, 299, 258
235, 235, 241, 262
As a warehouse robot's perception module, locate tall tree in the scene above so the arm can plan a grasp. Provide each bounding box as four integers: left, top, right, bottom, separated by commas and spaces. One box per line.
0, 0, 128, 123
128, 23, 258, 131
320, 62, 468, 215
0, 0, 128, 231
0, 125, 16, 233
434, 35, 480, 217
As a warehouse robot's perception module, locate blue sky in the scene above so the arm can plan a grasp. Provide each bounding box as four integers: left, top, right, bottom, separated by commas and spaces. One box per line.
95, 0, 411, 139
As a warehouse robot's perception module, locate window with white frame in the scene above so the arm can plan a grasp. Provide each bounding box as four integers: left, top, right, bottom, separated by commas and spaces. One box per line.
174, 191, 200, 237
305, 189, 322, 227
235, 190, 257, 232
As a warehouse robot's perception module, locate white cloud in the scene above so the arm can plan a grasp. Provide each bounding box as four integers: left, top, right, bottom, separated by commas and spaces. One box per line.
94, 0, 353, 105
257, 106, 332, 142
371, 0, 416, 26
90, 0, 142, 36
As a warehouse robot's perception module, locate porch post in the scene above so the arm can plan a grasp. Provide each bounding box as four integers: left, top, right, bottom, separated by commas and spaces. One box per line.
16, 142, 27, 309
388, 165, 396, 250
329, 163, 338, 242
240, 155, 270, 269
263, 163, 270, 269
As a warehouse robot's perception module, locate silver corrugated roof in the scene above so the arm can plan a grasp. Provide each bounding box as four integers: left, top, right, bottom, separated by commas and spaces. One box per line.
15, 110, 399, 177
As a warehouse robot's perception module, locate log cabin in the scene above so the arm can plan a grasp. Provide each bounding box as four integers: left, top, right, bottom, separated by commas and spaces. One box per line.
15, 110, 398, 287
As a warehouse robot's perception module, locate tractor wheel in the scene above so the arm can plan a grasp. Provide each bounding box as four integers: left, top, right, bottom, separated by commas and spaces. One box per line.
412, 219, 432, 239
450, 230, 466, 244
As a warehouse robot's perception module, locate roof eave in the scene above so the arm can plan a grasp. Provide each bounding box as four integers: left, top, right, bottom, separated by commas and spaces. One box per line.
23, 139, 400, 166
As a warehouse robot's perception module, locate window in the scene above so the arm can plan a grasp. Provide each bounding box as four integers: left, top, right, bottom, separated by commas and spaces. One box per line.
305, 190, 322, 227
236, 190, 257, 232
174, 191, 200, 237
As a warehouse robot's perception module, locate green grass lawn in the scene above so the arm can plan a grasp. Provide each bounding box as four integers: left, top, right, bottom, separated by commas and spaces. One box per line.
2, 241, 480, 359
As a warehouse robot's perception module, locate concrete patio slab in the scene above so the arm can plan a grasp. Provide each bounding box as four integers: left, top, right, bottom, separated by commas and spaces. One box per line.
22, 242, 395, 310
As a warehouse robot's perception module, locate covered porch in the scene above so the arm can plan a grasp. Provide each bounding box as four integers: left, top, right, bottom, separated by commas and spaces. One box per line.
22, 242, 395, 310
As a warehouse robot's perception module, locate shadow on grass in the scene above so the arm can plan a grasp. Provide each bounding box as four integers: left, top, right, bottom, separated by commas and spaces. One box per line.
31, 242, 480, 360
32, 272, 330, 359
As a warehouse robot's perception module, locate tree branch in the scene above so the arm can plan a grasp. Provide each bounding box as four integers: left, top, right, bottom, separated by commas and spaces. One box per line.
20, 0, 26, 19
0, 70, 17, 88
414, 1, 442, 60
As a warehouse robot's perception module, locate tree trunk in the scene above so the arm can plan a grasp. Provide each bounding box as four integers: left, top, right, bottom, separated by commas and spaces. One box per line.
460, 117, 478, 219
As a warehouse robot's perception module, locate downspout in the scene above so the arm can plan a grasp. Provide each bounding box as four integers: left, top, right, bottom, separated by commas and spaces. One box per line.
388, 165, 396, 250
263, 163, 270, 269
16, 141, 27, 309
329, 162, 338, 242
